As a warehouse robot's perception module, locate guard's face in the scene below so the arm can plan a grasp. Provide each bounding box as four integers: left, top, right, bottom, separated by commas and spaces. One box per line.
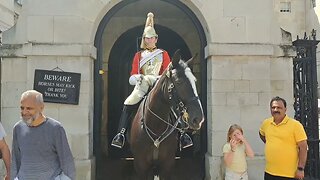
144, 37, 157, 48
20, 96, 43, 125
270, 100, 286, 119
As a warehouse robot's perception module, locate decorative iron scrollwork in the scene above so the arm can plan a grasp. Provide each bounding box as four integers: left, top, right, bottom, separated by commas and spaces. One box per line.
293, 30, 320, 179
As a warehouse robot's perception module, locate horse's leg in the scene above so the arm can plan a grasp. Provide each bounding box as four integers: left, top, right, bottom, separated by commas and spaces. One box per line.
133, 157, 153, 180
158, 157, 175, 180
156, 135, 178, 180
134, 167, 154, 180
148, 172, 155, 180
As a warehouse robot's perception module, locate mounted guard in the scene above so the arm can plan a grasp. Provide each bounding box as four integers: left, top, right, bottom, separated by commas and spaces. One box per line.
111, 12, 193, 149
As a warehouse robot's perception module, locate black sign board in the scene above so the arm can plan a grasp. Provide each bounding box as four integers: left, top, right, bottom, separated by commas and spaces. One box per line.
33, 69, 81, 105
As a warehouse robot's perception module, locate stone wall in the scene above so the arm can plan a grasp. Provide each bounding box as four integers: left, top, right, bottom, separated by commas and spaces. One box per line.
0, 0, 15, 32
0, 0, 309, 179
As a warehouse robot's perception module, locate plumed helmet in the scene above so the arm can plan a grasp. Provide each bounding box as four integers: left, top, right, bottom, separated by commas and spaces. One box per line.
140, 12, 158, 49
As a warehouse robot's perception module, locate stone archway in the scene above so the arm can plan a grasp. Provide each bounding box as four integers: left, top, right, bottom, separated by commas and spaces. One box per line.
94, 0, 207, 179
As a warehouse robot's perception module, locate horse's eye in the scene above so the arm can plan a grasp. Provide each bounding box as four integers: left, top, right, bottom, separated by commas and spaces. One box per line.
171, 74, 180, 83
174, 77, 183, 84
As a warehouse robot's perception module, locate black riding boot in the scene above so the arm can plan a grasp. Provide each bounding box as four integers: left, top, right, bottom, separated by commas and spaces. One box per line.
111, 105, 134, 148
179, 132, 193, 150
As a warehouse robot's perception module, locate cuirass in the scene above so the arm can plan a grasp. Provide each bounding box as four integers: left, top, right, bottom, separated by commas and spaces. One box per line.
140, 53, 163, 75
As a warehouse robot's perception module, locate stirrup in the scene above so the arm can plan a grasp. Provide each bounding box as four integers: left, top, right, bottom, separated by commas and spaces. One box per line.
179, 133, 193, 150
111, 132, 125, 148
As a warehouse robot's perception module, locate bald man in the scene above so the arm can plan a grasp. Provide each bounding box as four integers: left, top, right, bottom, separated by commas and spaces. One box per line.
11, 90, 75, 180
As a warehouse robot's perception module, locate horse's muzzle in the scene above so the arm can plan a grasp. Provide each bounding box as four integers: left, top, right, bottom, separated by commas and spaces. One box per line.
188, 116, 204, 130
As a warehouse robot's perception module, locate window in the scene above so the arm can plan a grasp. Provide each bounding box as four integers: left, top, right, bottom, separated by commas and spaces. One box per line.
311, 0, 316, 8
15, 0, 23, 6
280, 2, 291, 13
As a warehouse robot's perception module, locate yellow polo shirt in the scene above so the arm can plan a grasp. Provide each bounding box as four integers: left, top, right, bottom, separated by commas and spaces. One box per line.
259, 115, 307, 178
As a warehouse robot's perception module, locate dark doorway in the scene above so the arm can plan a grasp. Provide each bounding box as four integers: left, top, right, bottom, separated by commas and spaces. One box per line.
98, 26, 205, 180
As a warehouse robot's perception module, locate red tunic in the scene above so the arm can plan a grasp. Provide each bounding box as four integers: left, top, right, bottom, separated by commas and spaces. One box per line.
130, 50, 171, 75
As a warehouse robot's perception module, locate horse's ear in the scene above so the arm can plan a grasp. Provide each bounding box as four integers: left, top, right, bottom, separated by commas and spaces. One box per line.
172, 49, 181, 68
186, 53, 198, 65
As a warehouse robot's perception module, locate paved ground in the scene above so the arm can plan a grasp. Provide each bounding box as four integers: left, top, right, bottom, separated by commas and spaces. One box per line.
96, 155, 205, 180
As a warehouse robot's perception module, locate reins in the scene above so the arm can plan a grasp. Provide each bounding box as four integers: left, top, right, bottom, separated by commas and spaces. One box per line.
142, 91, 179, 148
141, 66, 197, 148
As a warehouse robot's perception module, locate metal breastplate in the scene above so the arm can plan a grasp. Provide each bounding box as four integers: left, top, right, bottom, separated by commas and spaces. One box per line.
140, 52, 163, 75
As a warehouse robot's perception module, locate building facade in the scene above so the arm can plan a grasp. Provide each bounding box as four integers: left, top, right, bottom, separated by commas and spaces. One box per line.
0, 0, 318, 179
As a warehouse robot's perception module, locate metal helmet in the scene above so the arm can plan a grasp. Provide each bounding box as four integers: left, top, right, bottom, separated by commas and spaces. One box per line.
140, 12, 158, 49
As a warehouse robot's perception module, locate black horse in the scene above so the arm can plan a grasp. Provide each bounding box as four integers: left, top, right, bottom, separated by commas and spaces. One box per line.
130, 50, 205, 180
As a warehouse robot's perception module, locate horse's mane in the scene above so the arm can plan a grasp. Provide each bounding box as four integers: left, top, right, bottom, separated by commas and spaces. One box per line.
152, 60, 191, 95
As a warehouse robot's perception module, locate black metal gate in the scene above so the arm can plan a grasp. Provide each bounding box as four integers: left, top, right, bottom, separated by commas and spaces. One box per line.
293, 30, 320, 179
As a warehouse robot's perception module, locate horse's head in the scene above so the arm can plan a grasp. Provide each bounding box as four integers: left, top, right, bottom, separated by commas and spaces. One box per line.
166, 50, 205, 130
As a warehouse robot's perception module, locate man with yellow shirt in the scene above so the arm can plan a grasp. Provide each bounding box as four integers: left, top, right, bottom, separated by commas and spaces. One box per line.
259, 96, 308, 180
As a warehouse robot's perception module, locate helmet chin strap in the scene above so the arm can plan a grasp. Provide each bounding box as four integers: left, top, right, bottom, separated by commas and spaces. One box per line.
145, 46, 157, 52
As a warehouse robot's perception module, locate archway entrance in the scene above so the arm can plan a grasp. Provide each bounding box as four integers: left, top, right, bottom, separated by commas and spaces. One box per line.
94, 1, 207, 179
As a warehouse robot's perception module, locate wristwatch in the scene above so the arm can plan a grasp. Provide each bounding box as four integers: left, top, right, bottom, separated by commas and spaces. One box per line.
297, 167, 304, 171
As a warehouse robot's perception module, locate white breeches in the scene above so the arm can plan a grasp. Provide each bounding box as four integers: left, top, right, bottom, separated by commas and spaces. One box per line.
124, 75, 158, 105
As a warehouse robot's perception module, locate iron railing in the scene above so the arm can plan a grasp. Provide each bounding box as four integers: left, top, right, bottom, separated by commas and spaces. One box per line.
293, 30, 320, 179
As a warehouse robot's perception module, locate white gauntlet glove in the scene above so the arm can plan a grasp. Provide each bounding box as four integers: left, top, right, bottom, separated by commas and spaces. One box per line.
129, 74, 143, 85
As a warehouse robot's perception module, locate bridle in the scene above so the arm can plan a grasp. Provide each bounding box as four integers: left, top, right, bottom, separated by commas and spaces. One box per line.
167, 75, 200, 127
141, 65, 199, 148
